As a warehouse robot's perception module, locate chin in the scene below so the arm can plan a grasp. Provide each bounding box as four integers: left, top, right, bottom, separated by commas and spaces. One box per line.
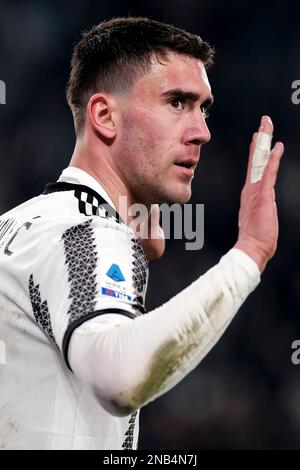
162, 188, 192, 205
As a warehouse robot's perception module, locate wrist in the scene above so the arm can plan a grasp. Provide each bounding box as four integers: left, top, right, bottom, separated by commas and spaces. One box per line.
234, 240, 268, 273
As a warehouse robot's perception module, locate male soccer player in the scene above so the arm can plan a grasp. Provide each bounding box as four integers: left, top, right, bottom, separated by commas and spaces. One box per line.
0, 17, 284, 449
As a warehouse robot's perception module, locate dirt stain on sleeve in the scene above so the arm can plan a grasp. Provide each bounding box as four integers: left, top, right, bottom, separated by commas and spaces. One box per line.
0, 420, 18, 449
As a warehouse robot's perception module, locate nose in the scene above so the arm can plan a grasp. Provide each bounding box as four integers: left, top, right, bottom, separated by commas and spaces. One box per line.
184, 110, 211, 146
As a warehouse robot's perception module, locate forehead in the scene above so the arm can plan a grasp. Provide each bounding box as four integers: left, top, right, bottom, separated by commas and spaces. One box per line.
131, 52, 211, 99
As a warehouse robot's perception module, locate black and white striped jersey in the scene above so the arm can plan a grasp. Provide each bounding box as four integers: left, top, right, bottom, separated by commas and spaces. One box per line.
0, 167, 148, 449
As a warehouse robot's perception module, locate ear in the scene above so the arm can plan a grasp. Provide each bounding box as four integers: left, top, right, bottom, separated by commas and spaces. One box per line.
87, 93, 117, 139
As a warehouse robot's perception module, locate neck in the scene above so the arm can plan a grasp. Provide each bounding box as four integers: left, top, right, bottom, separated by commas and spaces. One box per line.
69, 138, 150, 226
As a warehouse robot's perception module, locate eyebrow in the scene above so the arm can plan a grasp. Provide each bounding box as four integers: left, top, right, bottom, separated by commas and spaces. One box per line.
160, 88, 214, 109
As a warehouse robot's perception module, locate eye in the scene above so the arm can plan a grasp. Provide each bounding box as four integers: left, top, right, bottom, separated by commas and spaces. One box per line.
170, 99, 185, 110
201, 107, 210, 120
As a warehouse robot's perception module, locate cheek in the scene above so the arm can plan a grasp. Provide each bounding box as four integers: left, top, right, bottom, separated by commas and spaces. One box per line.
123, 110, 167, 159
140, 108, 180, 155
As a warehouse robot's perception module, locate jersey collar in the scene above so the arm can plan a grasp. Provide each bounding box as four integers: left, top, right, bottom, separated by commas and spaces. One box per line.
43, 167, 124, 224
58, 167, 116, 209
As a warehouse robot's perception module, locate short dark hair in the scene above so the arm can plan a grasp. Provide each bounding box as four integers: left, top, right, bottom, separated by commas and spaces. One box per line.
66, 16, 214, 136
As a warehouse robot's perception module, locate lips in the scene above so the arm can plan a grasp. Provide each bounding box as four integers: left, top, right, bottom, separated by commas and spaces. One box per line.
173, 158, 198, 170
173, 162, 195, 178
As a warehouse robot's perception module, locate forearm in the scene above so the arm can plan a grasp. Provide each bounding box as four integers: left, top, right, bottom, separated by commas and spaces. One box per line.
68, 248, 260, 416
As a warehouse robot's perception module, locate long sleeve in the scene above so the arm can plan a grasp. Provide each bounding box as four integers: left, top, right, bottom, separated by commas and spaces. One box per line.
68, 248, 260, 416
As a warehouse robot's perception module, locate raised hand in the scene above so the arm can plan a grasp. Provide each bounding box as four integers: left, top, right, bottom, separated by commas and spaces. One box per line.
235, 116, 284, 272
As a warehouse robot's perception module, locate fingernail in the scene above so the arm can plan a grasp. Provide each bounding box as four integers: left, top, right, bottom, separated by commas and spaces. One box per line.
259, 115, 270, 130
259, 116, 264, 130
279, 142, 284, 155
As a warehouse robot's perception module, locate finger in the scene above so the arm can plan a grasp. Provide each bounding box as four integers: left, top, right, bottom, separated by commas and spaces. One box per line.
260, 115, 273, 135
245, 116, 273, 184
250, 116, 274, 183
261, 141, 284, 191
245, 132, 258, 184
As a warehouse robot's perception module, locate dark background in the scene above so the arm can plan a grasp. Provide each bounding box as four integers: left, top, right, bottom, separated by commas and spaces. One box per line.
0, 0, 299, 449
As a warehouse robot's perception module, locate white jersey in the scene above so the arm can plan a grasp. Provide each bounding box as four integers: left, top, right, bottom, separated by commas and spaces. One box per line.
0, 167, 148, 450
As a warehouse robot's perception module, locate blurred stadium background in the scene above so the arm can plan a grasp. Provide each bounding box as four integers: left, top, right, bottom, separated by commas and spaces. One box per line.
0, 0, 300, 449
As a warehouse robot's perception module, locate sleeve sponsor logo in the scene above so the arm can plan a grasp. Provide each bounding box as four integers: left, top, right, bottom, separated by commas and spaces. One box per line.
101, 287, 131, 301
